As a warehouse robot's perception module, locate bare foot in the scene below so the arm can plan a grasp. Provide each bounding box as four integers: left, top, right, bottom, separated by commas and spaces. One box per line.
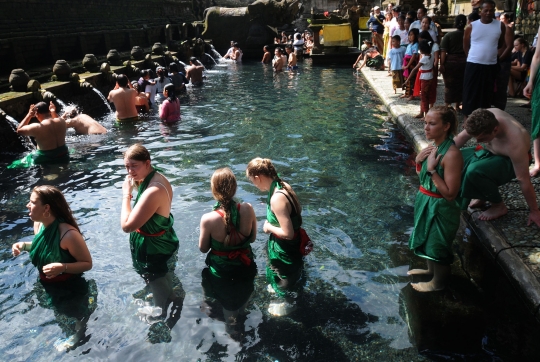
399, 94, 408, 99
411, 281, 445, 292
413, 113, 424, 119
468, 199, 486, 209
530, 165, 540, 177
407, 269, 433, 276
478, 203, 508, 221
407, 96, 417, 101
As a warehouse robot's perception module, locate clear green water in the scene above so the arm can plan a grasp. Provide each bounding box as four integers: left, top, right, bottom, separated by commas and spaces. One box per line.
1, 61, 515, 361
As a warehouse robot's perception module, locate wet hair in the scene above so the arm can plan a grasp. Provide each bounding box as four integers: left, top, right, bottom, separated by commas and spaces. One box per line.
419, 30, 435, 44
164, 83, 177, 103
32, 185, 80, 233
211, 167, 237, 244
116, 74, 129, 87
391, 35, 401, 43
464, 109, 499, 136
190, 56, 198, 64
157, 67, 166, 83
428, 106, 458, 136
408, 28, 419, 44
468, 12, 480, 23
454, 14, 467, 30
233, 42, 239, 48
246, 158, 301, 221
418, 39, 433, 55
275, 47, 283, 54
63, 105, 79, 118
515, 37, 529, 50
285, 44, 293, 51
263, 45, 270, 51
132, 82, 141, 93
34, 102, 49, 115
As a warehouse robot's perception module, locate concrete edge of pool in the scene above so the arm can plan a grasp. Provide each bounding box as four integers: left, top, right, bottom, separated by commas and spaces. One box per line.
360, 66, 540, 324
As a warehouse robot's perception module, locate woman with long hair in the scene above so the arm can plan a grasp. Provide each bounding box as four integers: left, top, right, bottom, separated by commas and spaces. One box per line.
440, 14, 467, 110
159, 83, 180, 123
154, 67, 172, 104
408, 106, 463, 292
12, 185, 92, 281
246, 158, 304, 296
509, 38, 533, 97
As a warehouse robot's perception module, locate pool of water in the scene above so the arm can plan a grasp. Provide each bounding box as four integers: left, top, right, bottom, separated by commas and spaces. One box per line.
0, 60, 533, 361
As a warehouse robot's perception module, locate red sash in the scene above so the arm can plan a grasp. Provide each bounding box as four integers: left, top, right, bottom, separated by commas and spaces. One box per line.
135, 228, 167, 237
413, 69, 432, 97
211, 248, 251, 266
419, 185, 442, 198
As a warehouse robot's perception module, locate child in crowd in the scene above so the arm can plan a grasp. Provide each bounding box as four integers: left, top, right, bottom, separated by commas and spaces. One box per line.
417, 31, 439, 108
388, 35, 406, 94
393, 15, 409, 48
405, 40, 434, 120
401, 28, 419, 100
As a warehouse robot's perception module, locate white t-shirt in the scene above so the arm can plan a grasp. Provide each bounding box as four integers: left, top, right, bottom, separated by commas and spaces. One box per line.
419, 55, 434, 80
392, 28, 409, 46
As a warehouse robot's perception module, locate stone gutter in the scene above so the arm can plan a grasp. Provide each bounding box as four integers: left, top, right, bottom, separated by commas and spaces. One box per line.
360, 67, 540, 322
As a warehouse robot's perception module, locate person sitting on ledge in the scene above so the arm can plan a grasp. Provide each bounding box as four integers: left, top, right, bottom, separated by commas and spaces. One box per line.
107, 74, 138, 122
186, 57, 205, 86
453, 108, 540, 227
59, 106, 107, 135
8, 101, 69, 168
353, 40, 385, 71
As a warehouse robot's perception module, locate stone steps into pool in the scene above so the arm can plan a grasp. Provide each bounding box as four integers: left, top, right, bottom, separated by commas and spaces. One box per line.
360, 66, 540, 324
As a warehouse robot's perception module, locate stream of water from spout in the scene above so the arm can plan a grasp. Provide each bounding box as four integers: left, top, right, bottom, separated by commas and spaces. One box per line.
92, 88, 113, 113
56, 99, 68, 109
211, 48, 222, 60
205, 53, 218, 65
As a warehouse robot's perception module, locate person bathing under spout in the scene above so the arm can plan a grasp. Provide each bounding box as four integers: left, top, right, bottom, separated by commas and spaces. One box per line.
107, 74, 138, 122
408, 106, 463, 292
59, 106, 107, 135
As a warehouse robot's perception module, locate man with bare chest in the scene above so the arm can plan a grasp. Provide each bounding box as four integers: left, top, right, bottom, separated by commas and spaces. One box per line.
454, 108, 540, 227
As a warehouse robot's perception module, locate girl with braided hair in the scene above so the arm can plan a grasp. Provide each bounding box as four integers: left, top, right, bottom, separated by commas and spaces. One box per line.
199, 168, 257, 279
246, 158, 304, 295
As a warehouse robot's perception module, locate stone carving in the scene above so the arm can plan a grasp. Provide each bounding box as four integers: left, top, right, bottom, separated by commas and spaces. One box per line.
9, 69, 30, 92
131, 46, 145, 61
83, 54, 99, 72
107, 49, 122, 66
202, 0, 302, 53
52, 60, 71, 81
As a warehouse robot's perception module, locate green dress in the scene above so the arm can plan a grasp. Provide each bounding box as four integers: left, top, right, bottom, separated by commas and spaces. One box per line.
531, 67, 540, 140
29, 218, 77, 282
409, 138, 460, 265
7, 145, 70, 169
266, 180, 303, 289
129, 169, 179, 275
205, 200, 256, 279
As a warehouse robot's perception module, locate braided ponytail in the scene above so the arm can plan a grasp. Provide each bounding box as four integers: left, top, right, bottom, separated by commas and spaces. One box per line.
211, 168, 237, 246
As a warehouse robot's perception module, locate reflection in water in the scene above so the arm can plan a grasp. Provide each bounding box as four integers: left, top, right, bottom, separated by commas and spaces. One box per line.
200, 267, 255, 342
35, 277, 97, 351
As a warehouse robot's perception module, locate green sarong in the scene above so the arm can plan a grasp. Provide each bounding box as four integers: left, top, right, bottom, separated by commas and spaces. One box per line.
7, 145, 69, 169
409, 138, 460, 265
29, 218, 77, 275
531, 67, 540, 139
458, 146, 515, 209
366, 55, 384, 68
129, 169, 179, 275
266, 181, 303, 294
205, 201, 256, 279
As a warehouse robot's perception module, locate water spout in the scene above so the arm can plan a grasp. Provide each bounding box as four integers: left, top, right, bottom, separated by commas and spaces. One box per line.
0, 110, 35, 151
92, 88, 113, 113
211, 48, 222, 60
56, 98, 68, 109
205, 53, 218, 65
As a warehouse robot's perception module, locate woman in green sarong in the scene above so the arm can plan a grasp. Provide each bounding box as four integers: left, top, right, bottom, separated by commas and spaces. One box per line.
11, 185, 94, 350
523, 25, 540, 177
199, 168, 257, 336
408, 106, 463, 292
121, 144, 182, 324
246, 158, 304, 307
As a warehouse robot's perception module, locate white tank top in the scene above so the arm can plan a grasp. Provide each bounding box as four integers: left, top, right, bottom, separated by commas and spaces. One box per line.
467, 19, 501, 65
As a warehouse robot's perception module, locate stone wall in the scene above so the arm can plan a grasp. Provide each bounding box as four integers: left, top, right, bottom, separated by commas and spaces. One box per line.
0, 0, 251, 74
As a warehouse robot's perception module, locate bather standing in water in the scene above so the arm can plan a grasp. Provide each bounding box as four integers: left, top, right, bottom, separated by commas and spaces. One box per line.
285, 45, 298, 70
199, 168, 257, 336
186, 57, 205, 86
246, 158, 305, 314
408, 106, 463, 292
272, 48, 285, 72
59, 106, 107, 135
9, 101, 69, 168
261, 45, 272, 64
158, 84, 180, 123
120, 144, 181, 324
107, 74, 138, 122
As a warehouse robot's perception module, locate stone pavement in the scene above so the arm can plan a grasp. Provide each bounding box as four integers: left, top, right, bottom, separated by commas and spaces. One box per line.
359, 67, 540, 321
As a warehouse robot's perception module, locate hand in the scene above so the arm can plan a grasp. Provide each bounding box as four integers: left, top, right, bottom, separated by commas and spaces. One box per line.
49, 101, 56, 113
42, 262, 64, 278
263, 220, 271, 234
426, 147, 442, 171
415, 145, 436, 164
527, 209, 540, 228
122, 175, 134, 195
524, 82, 533, 99
28, 104, 37, 117
12, 242, 25, 256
